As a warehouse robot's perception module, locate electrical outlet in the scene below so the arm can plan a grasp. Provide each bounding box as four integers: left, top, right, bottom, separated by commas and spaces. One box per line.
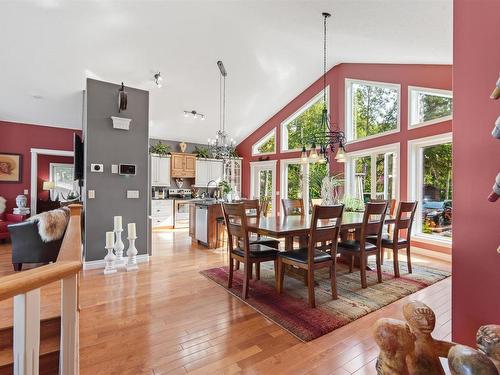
127, 190, 139, 199
88, 190, 95, 199
23, 189, 29, 195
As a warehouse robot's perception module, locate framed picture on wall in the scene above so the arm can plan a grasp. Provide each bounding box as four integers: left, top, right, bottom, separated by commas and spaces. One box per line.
0, 152, 22, 183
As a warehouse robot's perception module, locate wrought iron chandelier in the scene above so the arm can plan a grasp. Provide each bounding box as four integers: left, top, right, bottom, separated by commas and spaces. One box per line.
301, 12, 346, 164
208, 60, 236, 159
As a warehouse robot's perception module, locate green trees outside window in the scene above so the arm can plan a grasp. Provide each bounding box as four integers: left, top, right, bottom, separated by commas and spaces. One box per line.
284, 96, 324, 150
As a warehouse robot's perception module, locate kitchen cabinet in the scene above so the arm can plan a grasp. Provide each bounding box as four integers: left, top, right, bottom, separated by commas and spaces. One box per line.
195, 159, 224, 187
151, 200, 174, 228
189, 201, 222, 248
151, 155, 171, 186
171, 152, 196, 178
188, 202, 196, 237
224, 158, 242, 198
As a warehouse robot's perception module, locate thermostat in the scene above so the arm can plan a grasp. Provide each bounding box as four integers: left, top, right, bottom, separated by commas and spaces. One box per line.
90, 163, 104, 172
119, 164, 136, 176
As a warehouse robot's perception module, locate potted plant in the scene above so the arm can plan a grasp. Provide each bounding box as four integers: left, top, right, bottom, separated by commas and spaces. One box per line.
341, 195, 365, 212
218, 180, 233, 201
149, 141, 171, 156
194, 146, 210, 158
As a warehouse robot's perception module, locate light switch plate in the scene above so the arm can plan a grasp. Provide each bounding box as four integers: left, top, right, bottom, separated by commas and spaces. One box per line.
23, 189, 29, 195
111, 164, 118, 174
127, 190, 139, 199
88, 190, 95, 199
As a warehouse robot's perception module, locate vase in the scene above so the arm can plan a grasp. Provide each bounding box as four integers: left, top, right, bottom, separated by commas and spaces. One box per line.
16, 195, 27, 208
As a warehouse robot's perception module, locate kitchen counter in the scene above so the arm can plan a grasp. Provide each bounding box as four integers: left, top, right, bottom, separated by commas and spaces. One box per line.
188, 201, 223, 248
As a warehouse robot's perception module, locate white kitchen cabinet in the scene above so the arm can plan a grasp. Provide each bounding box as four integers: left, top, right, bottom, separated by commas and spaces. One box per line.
195, 159, 223, 187
224, 158, 242, 198
151, 155, 171, 186
208, 160, 224, 184
195, 159, 209, 187
151, 199, 173, 228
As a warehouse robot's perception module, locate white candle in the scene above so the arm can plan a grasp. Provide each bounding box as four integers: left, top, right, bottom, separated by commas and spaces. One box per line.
106, 231, 114, 248
128, 222, 136, 238
114, 216, 122, 231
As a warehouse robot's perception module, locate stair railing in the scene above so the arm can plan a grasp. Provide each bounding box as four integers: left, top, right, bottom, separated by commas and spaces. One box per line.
0, 204, 83, 375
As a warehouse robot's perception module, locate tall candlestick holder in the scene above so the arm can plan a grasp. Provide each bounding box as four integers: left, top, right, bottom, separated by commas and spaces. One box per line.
114, 229, 125, 267
126, 235, 138, 272
104, 244, 117, 275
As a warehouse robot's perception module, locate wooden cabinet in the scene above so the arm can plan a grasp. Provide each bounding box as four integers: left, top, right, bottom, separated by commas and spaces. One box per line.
170, 153, 196, 178
195, 159, 224, 187
188, 202, 196, 238
151, 155, 170, 186
189, 202, 222, 248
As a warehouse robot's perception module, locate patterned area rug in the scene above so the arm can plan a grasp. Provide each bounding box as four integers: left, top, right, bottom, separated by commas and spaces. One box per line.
200, 261, 450, 341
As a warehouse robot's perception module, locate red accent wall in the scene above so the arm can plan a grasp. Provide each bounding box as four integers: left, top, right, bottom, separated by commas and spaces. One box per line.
0, 121, 80, 212
37, 154, 74, 201
236, 63, 452, 252
452, 0, 500, 344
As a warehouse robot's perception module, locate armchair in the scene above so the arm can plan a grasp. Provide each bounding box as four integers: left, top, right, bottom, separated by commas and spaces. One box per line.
0, 212, 26, 242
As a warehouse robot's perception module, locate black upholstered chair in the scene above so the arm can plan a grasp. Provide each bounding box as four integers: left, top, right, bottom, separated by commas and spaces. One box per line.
8, 220, 64, 271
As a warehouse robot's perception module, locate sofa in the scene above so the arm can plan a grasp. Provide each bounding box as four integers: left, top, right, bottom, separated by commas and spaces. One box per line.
0, 212, 26, 242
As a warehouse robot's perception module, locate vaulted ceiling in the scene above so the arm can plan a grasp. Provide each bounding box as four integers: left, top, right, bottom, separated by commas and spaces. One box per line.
0, 0, 452, 144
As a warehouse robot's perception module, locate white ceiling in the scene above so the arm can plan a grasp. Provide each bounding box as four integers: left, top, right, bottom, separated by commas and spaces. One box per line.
0, 0, 452, 144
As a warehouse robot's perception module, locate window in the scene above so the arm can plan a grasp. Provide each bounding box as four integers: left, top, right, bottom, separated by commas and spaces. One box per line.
251, 128, 276, 155
281, 91, 326, 152
409, 86, 452, 128
345, 79, 400, 142
408, 133, 452, 244
49, 163, 75, 201
345, 143, 399, 203
250, 160, 277, 216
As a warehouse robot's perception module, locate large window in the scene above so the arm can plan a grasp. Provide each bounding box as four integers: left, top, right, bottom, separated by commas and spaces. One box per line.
408, 134, 452, 243
251, 128, 276, 155
281, 91, 326, 152
409, 86, 452, 128
49, 163, 75, 201
345, 143, 399, 203
345, 79, 400, 142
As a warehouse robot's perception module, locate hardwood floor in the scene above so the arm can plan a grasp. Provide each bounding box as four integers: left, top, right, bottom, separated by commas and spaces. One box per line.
0, 231, 451, 374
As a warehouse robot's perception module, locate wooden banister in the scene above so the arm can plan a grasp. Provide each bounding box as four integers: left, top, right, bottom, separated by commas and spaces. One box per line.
57, 204, 83, 262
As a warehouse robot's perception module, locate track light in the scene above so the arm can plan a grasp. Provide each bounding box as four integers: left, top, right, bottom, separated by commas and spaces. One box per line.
154, 72, 162, 88
183, 110, 205, 120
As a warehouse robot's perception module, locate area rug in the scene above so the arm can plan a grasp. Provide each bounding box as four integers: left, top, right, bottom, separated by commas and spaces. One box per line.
200, 261, 450, 341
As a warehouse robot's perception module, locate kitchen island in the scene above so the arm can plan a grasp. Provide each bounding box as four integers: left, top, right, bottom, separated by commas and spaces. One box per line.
188, 200, 223, 249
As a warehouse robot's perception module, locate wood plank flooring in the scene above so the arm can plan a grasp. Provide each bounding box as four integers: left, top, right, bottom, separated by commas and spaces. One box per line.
0, 229, 451, 374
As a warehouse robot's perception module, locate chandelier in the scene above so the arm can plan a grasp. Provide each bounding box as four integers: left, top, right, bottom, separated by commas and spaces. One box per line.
208, 60, 236, 159
301, 12, 346, 164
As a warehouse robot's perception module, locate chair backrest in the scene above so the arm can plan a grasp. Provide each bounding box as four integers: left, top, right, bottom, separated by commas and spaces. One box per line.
359, 202, 388, 249
282, 198, 305, 216
238, 199, 260, 217
306, 205, 344, 265
258, 197, 270, 217
370, 199, 397, 216
222, 203, 250, 256
393, 201, 418, 241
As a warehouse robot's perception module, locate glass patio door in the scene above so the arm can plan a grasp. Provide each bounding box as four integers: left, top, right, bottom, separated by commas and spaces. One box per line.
250, 161, 277, 216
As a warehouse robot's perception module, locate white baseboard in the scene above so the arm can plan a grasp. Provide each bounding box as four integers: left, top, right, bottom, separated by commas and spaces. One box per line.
410, 246, 451, 262
83, 254, 150, 270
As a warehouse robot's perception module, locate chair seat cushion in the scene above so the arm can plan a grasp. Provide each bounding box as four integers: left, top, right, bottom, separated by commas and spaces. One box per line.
232, 243, 278, 258
366, 234, 408, 247
278, 248, 332, 264
338, 239, 377, 252
248, 235, 280, 249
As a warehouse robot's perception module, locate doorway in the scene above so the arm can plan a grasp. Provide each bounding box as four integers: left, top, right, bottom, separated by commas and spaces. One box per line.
250, 160, 277, 216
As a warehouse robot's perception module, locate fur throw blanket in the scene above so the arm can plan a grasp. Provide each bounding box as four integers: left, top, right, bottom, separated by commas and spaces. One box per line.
28, 207, 70, 242
0, 197, 5, 215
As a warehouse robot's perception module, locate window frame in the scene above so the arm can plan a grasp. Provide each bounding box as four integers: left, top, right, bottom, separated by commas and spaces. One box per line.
345, 78, 401, 144
344, 142, 400, 203
49, 162, 75, 201
407, 133, 453, 247
251, 128, 277, 156
250, 160, 277, 217
280, 89, 329, 153
408, 86, 453, 129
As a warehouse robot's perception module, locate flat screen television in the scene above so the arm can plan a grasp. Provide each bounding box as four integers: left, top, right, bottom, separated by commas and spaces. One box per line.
73, 133, 84, 183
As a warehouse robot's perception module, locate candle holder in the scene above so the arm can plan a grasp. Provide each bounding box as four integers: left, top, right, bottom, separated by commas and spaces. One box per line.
114, 229, 125, 267
104, 244, 117, 275
126, 235, 139, 272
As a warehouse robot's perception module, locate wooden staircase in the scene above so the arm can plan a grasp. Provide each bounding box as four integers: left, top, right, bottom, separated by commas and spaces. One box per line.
0, 317, 61, 374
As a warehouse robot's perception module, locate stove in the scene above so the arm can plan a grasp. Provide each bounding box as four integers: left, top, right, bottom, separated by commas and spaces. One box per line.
168, 189, 193, 199
169, 189, 193, 228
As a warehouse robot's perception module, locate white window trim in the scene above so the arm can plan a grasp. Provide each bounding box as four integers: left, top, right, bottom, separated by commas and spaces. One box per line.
280, 158, 307, 217
251, 128, 277, 156
49, 162, 74, 200
407, 132, 452, 247
345, 78, 401, 144
250, 160, 277, 217
408, 86, 453, 129
344, 142, 400, 203
280, 88, 329, 152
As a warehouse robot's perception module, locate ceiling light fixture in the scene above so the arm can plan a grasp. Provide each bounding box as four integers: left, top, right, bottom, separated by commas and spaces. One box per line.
301, 12, 346, 165
183, 110, 205, 120
208, 61, 235, 160
154, 72, 162, 88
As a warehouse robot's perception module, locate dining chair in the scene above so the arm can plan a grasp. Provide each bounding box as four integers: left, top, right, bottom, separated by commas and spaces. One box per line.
282, 198, 305, 216
369, 198, 396, 263
337, 202, 388, 289
239, 199, 280, 250
276, 204, 344, 308
368, 201, 418, 278
222, 203, 279, 299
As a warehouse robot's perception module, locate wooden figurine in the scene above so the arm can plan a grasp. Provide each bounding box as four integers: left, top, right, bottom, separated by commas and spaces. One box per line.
403, 301, 454, 375
448, 345, 499, 375
374, 318, 414, 375
477, 325, 500, 372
